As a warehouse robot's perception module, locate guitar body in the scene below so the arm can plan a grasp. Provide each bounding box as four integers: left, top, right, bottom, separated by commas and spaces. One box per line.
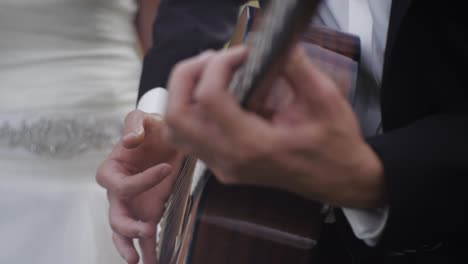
158, 2, 361, 264
182, 176, 322, 264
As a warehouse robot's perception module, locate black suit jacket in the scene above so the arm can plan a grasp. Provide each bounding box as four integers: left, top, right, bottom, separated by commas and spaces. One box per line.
334, 1, 468, 263
138, 0, 245, 99
138, 0, 468, 262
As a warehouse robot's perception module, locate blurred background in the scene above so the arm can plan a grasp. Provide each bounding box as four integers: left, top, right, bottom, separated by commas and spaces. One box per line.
0, 0, 158, 263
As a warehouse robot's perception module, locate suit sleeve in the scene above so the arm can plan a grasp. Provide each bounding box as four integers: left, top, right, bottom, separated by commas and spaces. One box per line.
138, 0, 247, 101
366, 2, 468, 249
368, 114, 468, 242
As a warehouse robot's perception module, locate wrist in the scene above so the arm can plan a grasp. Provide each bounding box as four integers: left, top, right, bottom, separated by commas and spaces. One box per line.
353, 143, 386, 209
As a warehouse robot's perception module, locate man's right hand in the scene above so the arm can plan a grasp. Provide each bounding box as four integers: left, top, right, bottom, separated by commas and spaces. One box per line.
96, 110, 183, 264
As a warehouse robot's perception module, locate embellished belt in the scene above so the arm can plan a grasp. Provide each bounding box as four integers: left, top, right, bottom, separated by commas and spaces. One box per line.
0, 116, 123, 158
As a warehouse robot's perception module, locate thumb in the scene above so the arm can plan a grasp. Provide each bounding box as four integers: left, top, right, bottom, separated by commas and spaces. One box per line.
122, 111, 164, 149
122, 110, 146, 148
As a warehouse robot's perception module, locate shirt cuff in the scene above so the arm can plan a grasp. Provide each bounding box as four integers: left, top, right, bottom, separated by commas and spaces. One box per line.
342, 206, 389, 247
137, 87, 168, 115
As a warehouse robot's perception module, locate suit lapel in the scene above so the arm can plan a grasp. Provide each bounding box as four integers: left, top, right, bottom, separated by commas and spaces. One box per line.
382, 0, 413, 79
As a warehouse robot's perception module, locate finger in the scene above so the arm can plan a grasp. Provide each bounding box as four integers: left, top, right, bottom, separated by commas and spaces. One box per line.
121, 110, 146, 148
165, 51, 216, 148
193, 46, 264, 137
122, 111, 164, 149
163, 118, 215, 161
98, 161, 172, 200
166, 50, 216, 119
284, 44, 340, 111
139, 237, 157, 264
165, 107, 272, 174
193, 46, 273, 145
193, 46, 248, 121
109, 194, 155, 238
194, 45, 248, 102
163, 107, 229, 167
112, 232, 139, 264
167, 46, 271, 164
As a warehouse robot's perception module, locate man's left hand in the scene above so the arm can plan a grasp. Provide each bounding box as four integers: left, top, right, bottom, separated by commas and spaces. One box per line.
164, 45, 385, 209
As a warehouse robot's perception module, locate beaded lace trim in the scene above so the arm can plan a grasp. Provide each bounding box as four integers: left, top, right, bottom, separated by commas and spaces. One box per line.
0, 117, 123, 157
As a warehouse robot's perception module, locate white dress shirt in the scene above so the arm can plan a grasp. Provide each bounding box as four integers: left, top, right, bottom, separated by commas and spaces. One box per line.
138, 0, 392, 247
315, 0, 392, 247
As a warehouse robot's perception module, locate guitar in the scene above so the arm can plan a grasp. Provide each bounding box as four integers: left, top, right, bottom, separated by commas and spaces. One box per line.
157, 1, 360, 263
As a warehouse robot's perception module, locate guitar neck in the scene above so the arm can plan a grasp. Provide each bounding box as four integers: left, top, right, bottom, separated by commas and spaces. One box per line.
229, 0, 322, 110
157, 2, 358, 263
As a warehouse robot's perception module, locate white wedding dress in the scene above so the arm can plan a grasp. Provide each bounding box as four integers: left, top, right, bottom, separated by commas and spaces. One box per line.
0, 1, 141, 263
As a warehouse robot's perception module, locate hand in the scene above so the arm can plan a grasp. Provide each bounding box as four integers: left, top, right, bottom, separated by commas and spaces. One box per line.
96, 110, 183, 264
164, 45, 385, 209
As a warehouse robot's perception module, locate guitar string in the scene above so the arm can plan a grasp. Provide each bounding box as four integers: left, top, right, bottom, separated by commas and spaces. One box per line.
160, 156, 199, 263
162, 157, 195, 229
159, 0, 325, 262
164, 2, 300, 258
160, 0, 299, 260
159, 157, 195, 260
160, 165, 193, 260
160, 158, 190, 235
160, 158, 193, 231
158, 1, 289, 255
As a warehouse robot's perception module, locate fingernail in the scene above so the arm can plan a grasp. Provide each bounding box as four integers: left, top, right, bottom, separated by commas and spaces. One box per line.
122, 131, 138, 141
135, 125, 144, 135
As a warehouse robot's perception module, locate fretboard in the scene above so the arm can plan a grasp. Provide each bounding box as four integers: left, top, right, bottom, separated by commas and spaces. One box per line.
229, 0, 322, 106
